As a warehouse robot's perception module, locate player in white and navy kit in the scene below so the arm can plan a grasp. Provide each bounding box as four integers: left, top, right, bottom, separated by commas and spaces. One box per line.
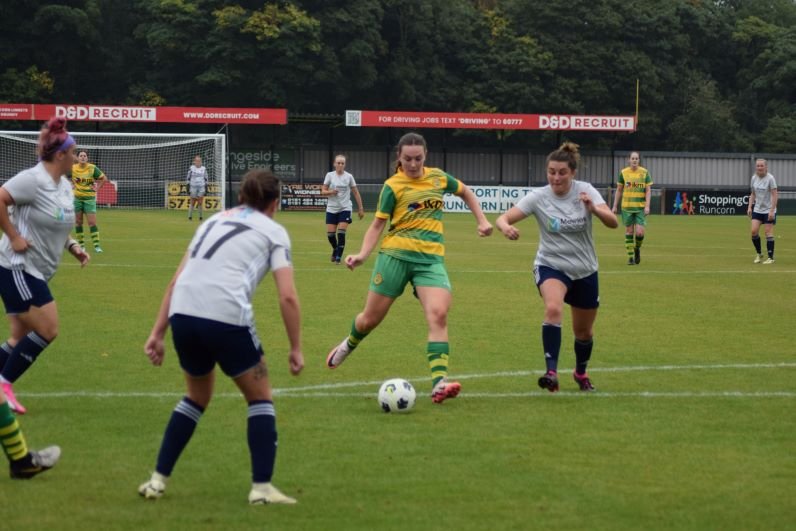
747, 158, 778, 264
496, 142, 617, 393
0, 118, 91, 416
140, 169, 303, 505
186, 155, 208, 221
321, 154, 364, 263
0, 117, 90, 478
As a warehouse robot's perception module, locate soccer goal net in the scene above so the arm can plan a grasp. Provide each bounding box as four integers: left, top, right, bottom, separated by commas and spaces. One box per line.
0, 131, 226, 210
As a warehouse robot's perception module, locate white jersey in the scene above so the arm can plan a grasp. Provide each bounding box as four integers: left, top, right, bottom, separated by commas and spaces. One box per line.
750, 173, 777, 214
169, 206, 293, 326
186, 165, 208, 188
0, 162, 75, 281
323, 171, 357, 213
515, 180, 604, 280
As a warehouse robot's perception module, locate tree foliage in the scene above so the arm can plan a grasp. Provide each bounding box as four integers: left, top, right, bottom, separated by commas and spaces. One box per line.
0, 0, 794, 151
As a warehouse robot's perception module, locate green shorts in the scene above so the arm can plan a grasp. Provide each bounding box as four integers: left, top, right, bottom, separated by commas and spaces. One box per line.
621, 210, 646, 227
369, 253, 451, 298
74, 197, 97, 214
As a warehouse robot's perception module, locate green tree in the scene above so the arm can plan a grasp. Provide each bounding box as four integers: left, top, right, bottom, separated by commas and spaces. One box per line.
0, 1, 112, 102
297, 0, 387, 109
373, 0, 485, 110
1, 0, 794, 151
759, 113, 796, 152
667, 77, 752, 151
0, 66, 54, 102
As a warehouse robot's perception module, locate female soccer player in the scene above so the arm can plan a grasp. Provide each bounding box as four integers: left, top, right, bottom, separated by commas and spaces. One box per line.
325, 132, 493, 403
139, 169, 304, 505
747, 158, 778, 264
186, 155, 208, 221
0, 117, 91, 414
496, 142, 617, 392
611, 151, 652, 265
71, 150, 107, 252
321, 154, 365, 264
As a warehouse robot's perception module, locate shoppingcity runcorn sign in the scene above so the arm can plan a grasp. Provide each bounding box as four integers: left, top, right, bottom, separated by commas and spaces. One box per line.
665, 190, 751, 215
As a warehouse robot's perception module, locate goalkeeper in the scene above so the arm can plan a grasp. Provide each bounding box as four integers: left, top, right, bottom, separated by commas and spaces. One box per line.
186, 155, 208, 221
70, 150, 107, 253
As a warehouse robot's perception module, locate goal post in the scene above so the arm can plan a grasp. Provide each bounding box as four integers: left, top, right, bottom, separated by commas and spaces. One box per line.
0, 131, 226, 210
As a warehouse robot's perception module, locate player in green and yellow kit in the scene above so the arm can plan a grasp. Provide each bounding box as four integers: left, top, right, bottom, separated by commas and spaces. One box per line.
71, 150, 107, 253
612, 152, 652, 265
325, 132, 493, 404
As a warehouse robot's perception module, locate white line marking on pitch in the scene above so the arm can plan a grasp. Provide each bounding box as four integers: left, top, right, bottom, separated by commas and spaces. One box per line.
273, 391, 796, 398
279, 362, 796, 391
18, 362, 795, 399
59, 263, 796, 274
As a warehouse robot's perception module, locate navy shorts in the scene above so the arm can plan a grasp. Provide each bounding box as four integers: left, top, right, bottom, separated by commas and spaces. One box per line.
534, 266, 600, 309
326, 210, 352, 225
0, 266, 54, 314
751, 211, 776, 225
169, 314, 264, 378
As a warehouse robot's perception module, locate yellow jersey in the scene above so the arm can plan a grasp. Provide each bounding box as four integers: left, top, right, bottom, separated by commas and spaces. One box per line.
71, 163, 105, 199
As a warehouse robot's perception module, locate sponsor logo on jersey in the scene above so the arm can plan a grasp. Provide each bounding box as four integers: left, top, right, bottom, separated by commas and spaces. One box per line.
547, 216, 587, 233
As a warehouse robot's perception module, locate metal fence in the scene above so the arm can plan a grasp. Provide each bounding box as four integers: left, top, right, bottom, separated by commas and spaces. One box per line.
296, 147, 796, 189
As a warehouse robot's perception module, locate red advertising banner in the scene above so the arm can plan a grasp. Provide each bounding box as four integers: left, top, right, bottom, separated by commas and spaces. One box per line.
0, 103, 287, 124
345, 110, 636, 131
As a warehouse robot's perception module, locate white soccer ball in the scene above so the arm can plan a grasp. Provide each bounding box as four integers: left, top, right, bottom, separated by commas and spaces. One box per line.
378, 378, 416, 413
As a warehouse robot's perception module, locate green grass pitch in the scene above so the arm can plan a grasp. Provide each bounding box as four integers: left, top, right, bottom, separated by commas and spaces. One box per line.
2, 210, 794, 530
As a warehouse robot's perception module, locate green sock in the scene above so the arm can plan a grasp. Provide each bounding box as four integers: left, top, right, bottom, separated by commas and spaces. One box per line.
635, 235, 644, 249
427, 342, 450, 388
345, 319, 368, 351
90, 225, 100, 248
625, 234, 635, 259
75, 225, 84, 246
0, 401, 28, 462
